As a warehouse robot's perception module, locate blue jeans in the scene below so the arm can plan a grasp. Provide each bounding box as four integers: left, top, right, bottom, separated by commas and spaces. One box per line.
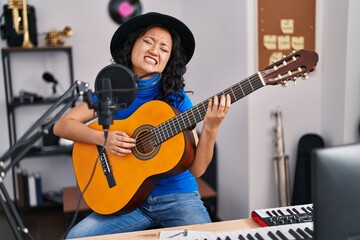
66, 191, 211, 239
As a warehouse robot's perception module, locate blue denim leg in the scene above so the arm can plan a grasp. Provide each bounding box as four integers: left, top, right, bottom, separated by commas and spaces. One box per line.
66, 191, 210, 239
143, 191, 211, 227
66, 208, 158, 239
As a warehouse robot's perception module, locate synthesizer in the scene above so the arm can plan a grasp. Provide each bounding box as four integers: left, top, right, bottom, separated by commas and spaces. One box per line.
159, 222, 314, 240
251, 204, 313, 227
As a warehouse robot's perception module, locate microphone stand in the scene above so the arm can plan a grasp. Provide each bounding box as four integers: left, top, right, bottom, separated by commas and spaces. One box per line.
0, 81, 89, 240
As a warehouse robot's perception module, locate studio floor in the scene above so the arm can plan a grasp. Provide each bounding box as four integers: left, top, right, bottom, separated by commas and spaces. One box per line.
0, 206, 69, 240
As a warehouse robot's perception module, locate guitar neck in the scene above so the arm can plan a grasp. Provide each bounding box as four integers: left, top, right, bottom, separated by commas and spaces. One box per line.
152, 72, 264, 145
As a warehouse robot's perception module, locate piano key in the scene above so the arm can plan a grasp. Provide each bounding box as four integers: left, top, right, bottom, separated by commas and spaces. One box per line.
304, 227, 313, 237
252, 204, 314, 227
211, 231, 237, 240
300, 207, 310, 214
232, 228, 271, 240
286, 204, 312, 215
238, 234, 247, 240
254, 232, 265, 240
266, 210, 274, 217
267, 231, 280, 240
294, 204, 312, 214
245, 226, 289, 240
271, 210, 280, 217
246, 233, 256, 240
276, 223, 311, 239
256, 204, 313, 218
275, 230, 290, 240
277, 209, 285, 216
288, 228, 302, 239
296, 227, 311, 239
181, 222, 314, 240
286, 208, 296, 215
291, 208, 300, 214
255, 228, 276, 240
247, 228, 271, 240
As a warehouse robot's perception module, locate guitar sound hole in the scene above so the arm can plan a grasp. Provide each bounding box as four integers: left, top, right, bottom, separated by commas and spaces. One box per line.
132, 125, 160, 160
136, 131, 155, 154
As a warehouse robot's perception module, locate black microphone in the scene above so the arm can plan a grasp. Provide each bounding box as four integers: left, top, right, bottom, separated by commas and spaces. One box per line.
95, 64, 138, 110
42, 72, 58, 84
42, 72, 58, 95
98, 78, 115, 132
87, 64, 140, 133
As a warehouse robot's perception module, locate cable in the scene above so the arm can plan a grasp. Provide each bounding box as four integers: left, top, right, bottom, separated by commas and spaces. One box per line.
60, 137, 108, 239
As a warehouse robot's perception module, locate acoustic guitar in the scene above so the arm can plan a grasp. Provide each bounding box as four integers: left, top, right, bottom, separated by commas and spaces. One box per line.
72, 49, 319, 215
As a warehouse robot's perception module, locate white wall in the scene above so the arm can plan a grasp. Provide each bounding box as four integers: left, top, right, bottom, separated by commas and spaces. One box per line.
0, 0, 359, 222
320, 0, 360, 146
344, 0, 360, 143
320, 0, 349, 145
247, 0, 323, 215
183, 0, 250, 220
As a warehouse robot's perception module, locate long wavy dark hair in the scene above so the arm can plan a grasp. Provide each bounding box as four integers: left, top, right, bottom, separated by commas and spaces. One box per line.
112, 24, 190, 103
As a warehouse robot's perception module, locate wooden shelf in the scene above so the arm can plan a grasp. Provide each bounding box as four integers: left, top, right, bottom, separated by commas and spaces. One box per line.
27, 146, 73, 157
10, 96, 74, 109
1, 46, 72, 53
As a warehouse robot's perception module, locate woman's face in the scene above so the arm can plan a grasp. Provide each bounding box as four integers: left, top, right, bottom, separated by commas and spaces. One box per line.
131, 26, 173, 77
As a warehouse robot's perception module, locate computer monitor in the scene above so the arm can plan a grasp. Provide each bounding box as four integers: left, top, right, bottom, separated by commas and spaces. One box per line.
312, 142, 360, 240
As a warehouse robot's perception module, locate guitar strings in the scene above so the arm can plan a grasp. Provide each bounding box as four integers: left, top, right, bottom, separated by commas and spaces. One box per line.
133, 73, 263, 150
118, 73, 263, 155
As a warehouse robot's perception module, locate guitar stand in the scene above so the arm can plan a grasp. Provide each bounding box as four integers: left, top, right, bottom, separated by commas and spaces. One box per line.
0, 81, 88, 240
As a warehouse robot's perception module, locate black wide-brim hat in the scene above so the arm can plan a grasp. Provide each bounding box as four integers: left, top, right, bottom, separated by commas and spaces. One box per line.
110, 12, 195, 64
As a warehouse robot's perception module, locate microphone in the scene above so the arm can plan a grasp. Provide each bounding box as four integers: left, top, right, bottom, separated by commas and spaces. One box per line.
95, 64, 138, 110
98, 78, 115, 131
42, 72, 58, 84
42, 72, 58, 95
84, 64, 140, 132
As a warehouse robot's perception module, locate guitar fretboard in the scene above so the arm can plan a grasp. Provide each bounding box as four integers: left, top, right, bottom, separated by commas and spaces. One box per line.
152, 73, 264, 145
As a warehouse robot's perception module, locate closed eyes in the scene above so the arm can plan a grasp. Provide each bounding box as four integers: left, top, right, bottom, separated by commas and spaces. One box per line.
143, 38, 169, 53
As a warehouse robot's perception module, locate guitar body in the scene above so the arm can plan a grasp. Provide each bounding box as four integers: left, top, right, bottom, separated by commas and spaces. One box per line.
72, 100, 196, 215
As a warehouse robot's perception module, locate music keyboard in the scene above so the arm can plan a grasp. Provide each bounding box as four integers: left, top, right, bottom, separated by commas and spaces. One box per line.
159, 222, 314, 240
251, 204, 313, 227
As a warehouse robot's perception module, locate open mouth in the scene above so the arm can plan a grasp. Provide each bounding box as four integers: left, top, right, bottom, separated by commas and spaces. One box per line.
144, 56, 158, 65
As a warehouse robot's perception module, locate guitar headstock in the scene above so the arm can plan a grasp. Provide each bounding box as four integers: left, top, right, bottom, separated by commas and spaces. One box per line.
261, 49, 319, 86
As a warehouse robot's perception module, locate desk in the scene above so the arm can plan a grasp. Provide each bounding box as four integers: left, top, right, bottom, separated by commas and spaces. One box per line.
73, 218, 259, 240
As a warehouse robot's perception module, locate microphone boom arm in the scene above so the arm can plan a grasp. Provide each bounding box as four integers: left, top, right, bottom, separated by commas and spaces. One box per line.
0, 80, 89, 240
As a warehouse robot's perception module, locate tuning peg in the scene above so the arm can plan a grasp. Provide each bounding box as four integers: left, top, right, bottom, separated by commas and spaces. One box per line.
302, 73, 309, 80
281, 81, 288, 87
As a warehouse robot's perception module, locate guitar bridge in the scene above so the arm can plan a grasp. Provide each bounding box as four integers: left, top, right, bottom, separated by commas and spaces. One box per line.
97, 146, 116, 188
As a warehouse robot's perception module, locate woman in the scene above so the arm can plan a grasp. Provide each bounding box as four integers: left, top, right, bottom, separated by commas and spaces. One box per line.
54, 12, 231, 238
